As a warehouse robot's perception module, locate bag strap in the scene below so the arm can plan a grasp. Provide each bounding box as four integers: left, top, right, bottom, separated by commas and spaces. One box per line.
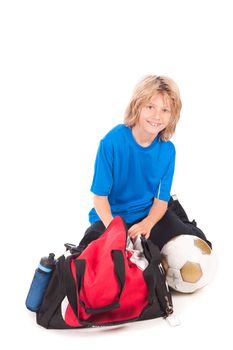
75, 249, 125, 315
37, 255, 74, 328
63, 256, 79, 315
141, 237, 173, 316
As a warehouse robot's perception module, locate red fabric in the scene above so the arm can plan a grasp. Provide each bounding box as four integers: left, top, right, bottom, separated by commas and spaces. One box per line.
63, 216, 148, 326
63, 301, 81, 327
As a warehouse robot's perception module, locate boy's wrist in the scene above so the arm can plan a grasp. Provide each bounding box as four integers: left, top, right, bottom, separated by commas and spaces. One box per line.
143, 217, 155, 230
103, 215, 114, 228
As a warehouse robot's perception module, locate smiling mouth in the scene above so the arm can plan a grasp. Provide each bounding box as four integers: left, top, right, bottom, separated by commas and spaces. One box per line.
147, 121, 162, 128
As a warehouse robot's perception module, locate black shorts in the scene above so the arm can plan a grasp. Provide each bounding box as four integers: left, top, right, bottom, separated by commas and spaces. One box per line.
78, 196, 212, 251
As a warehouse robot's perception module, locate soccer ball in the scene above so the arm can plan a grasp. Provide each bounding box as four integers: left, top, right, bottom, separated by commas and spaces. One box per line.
161, 235, 217, 293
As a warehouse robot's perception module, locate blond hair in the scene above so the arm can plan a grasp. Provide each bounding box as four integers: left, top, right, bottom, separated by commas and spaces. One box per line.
124, 75, 182, 141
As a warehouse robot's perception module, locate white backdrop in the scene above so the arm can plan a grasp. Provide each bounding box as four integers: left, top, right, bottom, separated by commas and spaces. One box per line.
0, 0, 232, 349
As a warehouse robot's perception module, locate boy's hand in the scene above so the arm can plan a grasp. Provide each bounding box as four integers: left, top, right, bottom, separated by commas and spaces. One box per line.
128, 218, 154, 240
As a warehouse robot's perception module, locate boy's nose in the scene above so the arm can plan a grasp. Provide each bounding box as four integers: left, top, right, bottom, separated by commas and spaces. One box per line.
153, 110, 162, 119
151, 113, 162, 121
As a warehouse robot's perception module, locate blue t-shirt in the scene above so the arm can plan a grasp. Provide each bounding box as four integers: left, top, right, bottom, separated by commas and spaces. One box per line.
89, 124, 176, 224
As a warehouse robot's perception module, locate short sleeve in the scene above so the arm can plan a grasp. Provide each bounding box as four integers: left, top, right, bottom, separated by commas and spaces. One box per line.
154, 145, 176, 201
90, 139, 113, 196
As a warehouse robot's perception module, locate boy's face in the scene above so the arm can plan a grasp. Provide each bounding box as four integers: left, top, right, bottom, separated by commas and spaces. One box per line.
137, 93, 171, 137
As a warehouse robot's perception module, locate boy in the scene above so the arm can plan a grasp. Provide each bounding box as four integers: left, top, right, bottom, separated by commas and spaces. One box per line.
78, 75, 189, 249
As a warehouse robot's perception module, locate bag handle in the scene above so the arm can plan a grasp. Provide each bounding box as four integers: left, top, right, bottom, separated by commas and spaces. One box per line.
75, 249, 125, 315
141, 237, 173, 316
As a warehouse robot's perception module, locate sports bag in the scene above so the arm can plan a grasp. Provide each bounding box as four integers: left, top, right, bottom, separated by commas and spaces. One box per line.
36, 216, 173, 329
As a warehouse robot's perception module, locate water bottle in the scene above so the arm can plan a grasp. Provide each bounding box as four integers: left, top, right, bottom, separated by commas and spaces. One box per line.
25, 253, 56, 312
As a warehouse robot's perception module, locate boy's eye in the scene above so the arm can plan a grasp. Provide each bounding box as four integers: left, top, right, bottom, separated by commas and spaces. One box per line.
147, 105, 154, 109
162, 108, 170, 113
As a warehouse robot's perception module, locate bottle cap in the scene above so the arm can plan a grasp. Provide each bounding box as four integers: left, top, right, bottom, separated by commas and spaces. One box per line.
40, 253, 56, 269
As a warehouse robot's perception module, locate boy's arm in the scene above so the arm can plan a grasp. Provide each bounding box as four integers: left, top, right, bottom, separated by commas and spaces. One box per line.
128, 197, 168, 239
93, 194, 114, 228
145, 197, 168, 227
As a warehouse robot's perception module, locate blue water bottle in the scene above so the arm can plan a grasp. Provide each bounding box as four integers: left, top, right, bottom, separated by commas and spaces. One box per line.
25, 253, 56, 312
